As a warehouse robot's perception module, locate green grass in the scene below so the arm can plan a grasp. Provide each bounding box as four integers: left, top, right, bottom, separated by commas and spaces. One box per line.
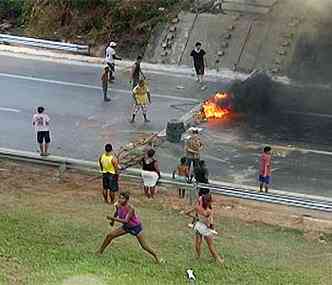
0, 188, 331, 285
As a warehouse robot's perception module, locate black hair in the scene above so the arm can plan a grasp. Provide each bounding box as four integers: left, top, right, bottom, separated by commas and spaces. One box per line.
137, 55, 142, 61
195, 42, 202, 47
199, 160, 205, 167
120, 191, 130, 200
147, 149, 155, 158
37, 106, 44, 114
180, 157, 186, 164
201, 193, 212, 210
192, 129, 199, 134
264, 146, 271, 153
105, 144, 113, 152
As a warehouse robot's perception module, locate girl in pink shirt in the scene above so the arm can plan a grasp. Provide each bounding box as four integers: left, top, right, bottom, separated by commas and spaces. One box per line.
96, 192, 160, 263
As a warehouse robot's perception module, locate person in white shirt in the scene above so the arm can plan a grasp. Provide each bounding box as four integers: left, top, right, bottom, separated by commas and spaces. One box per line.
32, 106, 51, 156
105, 41, 122, 81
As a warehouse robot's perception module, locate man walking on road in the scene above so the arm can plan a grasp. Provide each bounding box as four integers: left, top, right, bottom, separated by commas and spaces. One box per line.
190, 42, 206, 84
101, 66, 111, 102
32, 106, 51, 156
99, 144, 120, 204
105, 41, 122, 81
259, 146, 272, 193
130, 55, 145, 90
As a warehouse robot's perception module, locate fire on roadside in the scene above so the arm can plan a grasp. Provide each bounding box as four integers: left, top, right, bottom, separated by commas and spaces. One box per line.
201, 92, 231, 119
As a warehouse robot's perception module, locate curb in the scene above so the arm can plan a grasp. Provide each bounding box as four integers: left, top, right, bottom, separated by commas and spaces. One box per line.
0, 44, 249, 82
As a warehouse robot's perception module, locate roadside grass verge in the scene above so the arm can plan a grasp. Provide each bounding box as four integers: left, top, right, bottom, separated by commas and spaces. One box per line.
0, 167, 331, 284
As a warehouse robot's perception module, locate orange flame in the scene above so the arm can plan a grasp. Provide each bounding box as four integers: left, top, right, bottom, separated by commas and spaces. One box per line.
202, 92, 230, 119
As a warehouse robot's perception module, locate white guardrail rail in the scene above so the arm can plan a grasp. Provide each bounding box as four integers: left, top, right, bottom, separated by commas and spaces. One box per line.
0, 147, 331, 213
0, 34, 89, 55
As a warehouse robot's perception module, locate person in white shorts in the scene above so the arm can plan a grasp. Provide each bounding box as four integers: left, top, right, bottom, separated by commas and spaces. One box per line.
185, 193, 224, 265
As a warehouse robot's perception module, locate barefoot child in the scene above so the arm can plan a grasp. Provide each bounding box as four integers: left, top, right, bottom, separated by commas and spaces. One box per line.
96, 192, 160, 264
173, 157, 189, 198
184, 193, 224, 265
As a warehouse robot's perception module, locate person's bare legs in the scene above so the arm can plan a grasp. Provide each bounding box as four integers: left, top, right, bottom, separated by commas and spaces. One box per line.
205, 236, 224, 265
264, 184, 269, 193
96, 227, 127, 255
44, 143, 49, 155
109, 191, 115, 204
136, 233, 160, 263
102, 188, 109, 203
195, 234, 203, 258
259, 183, 263, 192
39, 144, 44, 155
144, 186, 150, 198
150, 186, 155, 199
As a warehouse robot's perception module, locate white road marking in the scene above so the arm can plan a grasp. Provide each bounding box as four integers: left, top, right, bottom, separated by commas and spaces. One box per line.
0, 72, 200, 103
285, 110, 332, 119
0, 107, 21, 113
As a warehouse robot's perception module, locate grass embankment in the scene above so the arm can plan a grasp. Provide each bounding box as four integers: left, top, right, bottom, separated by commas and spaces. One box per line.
0, 163, 331, 284
0, 0, 190, 58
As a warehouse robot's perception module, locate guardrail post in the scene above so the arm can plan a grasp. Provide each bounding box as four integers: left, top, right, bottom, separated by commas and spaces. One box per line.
58, 163, 66, 183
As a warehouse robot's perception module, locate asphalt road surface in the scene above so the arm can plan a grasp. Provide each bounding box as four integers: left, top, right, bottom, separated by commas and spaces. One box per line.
0, 52, 331, 198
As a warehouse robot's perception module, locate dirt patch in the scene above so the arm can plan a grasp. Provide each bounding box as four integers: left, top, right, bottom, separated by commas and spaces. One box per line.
1, 159, 331, 241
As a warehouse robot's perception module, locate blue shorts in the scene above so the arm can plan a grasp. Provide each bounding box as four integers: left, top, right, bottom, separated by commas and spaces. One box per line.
259, 175, 270, 184
122, 224, 143, 236
102, 173, 119, 192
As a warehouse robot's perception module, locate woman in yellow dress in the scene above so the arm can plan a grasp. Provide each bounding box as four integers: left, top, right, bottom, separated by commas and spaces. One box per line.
131, 80, 151, 123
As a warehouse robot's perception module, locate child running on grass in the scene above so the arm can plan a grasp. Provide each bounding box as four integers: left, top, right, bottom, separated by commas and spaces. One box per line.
96, 192, 160, 264
172, 157, 190, 198
184, 193, 224, 265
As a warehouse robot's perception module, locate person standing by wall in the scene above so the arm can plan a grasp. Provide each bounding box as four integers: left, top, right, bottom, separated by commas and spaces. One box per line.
259, 146, 272, 193
32, 106, 51, 156
105, 41, 122, 81
190, 42, 206, 83
101, 66, 111, 102
99, 144, 120, 204
130, 55, 145, 90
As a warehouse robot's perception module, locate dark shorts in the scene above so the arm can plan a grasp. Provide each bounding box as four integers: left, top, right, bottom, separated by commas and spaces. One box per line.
122, 223, 143, 236
37, 131, 50, 144
198, 187, 210, 196
107, 63, 115, 73
259, 175, 270, 184
102, 173, 119, 192
194, 64, 204, 75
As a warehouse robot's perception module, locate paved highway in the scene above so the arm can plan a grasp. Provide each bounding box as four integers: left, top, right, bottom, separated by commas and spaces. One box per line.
0, 52, 331, 197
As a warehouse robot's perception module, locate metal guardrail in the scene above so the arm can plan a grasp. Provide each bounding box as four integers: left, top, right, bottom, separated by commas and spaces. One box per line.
0, 147, 331, 213
0, 34, 89, 55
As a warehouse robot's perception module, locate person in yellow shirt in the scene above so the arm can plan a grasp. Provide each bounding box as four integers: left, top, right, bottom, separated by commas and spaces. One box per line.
130, 80, 151, 123
98, 144, 119, 204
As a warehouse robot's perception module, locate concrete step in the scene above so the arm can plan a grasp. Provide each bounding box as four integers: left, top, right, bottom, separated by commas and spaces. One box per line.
223, 1, 275, 14
224, 0, 277, 7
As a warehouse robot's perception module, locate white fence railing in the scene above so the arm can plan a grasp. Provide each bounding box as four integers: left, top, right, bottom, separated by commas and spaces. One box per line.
0, 147, 331, 212
0, 34, 89, 55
